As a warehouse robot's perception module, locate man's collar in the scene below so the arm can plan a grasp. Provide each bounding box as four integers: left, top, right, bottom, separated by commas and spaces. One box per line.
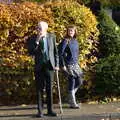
41, 32, 48, 38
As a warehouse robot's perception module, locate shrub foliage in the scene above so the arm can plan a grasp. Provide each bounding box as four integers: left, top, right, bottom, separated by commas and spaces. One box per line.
98, 10, 120, 58
93, 10, 120, 101
0, 1, 99, 104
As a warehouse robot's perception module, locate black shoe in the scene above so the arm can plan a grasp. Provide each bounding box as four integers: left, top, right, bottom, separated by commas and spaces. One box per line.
70, 106, 80, 109
47, 111, 57, 117
36, 113, 44, 118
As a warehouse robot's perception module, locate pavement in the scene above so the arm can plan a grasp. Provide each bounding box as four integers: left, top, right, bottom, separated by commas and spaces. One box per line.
0, 102, 120, 120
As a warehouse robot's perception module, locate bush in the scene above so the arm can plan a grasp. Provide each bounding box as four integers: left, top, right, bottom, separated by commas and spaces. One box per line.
94, 54, 120, 100
92, 10, 120, 101
80, 0, 120, 9
0, 1, 99, 104
0, 2, 54, 104
98, 10, 120, 58
0, 2, 54, 68
45, 1, 99, 70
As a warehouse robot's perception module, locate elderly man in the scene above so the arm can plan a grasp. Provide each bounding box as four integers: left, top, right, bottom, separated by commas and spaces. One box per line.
27, 21, 59, 117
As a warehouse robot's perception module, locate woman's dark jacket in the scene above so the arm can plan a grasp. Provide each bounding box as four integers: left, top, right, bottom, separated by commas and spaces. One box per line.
58, 38, 79, 67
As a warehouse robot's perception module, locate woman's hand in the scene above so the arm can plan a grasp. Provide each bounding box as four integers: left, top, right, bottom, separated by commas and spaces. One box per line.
54, 67, 59, 71
62, 66, 67, 71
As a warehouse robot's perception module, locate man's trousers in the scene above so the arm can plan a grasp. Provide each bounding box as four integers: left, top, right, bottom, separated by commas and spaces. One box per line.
35, 63, 54, 114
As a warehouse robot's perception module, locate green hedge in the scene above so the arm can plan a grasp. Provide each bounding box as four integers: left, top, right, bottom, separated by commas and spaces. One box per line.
92, 10, 120, 102
98, 10, 120, 57
81, 0, 120, 8
94, 54, 120, 101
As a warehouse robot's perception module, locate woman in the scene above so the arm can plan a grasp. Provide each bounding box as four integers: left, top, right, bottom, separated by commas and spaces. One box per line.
59, 25, 83, 108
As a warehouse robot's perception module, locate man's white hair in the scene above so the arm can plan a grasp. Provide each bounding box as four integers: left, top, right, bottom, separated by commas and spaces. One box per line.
38, 21, 48, 29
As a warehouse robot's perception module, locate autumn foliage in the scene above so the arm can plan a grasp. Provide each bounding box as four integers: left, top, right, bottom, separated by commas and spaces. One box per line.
0, 1, 99, 104
0, 2, 53, 68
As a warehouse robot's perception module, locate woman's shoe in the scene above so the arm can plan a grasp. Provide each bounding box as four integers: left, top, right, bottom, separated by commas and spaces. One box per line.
69, 104, 80, 109
46, 111, 58, 117
36, 113, 44, 118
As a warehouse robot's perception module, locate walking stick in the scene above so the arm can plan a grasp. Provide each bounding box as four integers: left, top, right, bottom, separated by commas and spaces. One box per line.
56, 70, 63, 120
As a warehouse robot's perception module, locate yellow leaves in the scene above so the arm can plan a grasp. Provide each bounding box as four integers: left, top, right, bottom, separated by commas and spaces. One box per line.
0, 1, 99, 73
2, 57, 16, 67
1, 29, 9, 38
81, 49, 90, 55
88, 101, 98, 104
80, 59, 88, 69
2, 52, 32, 68
46, 1, 99, 72
0, 2, 54, 68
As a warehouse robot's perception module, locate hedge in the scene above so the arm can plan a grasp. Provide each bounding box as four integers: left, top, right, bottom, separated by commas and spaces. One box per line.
0, 1, 99, 104
92, 10, 120, 102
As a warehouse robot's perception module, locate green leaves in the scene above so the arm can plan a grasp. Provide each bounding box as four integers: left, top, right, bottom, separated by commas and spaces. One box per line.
94, 10, 120, 99
95, 54, 120, 96
98, 10, 120, 57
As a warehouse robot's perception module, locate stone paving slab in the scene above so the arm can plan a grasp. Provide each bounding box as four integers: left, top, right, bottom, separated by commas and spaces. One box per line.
0, 102, 120, 120
0, 114, 120, 120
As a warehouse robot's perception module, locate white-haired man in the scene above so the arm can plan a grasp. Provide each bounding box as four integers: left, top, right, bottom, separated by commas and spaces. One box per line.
27, 21, 59, 117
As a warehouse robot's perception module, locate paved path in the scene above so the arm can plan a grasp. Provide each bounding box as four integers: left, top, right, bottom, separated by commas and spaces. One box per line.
0, 102, 120, 120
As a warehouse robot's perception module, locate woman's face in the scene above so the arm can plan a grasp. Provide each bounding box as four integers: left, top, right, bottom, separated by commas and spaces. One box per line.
67, 28, 75, 37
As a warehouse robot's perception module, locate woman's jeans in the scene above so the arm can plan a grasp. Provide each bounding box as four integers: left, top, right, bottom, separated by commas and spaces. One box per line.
67, 63, 83, 91
68, 76, 81, 91
66, 63, 83, 106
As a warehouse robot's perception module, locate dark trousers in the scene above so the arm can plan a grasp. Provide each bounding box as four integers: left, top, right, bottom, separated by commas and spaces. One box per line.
68, 76, 81, 91
62, 69, 82, 91
35, 63, 54, 114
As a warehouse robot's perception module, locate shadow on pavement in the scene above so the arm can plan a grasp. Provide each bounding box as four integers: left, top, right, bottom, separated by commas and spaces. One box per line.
0, 114, 34, 118
0, 106, 36, 111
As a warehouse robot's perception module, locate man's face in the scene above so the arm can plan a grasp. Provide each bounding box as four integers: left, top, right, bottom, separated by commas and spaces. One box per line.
37, 24, 47, 35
